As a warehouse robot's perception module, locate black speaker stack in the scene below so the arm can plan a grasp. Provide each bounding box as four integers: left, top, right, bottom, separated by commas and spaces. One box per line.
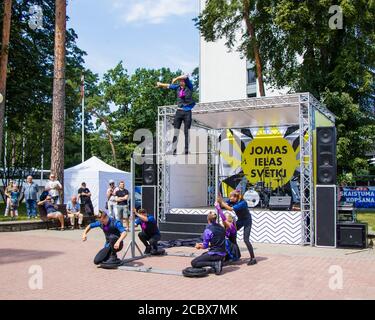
141, 138, 157, 216
142, 138, 157, 186
315, 127, 337, 247
316, 127, 337, 185
314, 126, 367, 249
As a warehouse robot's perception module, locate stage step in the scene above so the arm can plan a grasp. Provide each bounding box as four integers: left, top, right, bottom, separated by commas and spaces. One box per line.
159, 221, 206, 234
160, 231, 202, 241
165, 213, 208, 224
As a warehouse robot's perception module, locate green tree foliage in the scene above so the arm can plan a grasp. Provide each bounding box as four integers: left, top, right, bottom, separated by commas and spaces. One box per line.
0, 0, 89, 178
197, 0, 375, 175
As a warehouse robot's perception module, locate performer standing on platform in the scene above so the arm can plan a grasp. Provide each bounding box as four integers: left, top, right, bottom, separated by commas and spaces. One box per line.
215, 203, 241, 262
82, 209, 127, 265
133, 208, 161, 254
217, 191, 257, 265
156, 74, 196, 155
192, 212, 226, 275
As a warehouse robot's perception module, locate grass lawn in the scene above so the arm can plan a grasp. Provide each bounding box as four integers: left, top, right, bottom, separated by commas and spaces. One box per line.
0, 203, 29, 222
356, 212, 375, 233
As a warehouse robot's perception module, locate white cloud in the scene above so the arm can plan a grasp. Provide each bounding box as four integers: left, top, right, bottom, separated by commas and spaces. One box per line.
110, 0, 198, 25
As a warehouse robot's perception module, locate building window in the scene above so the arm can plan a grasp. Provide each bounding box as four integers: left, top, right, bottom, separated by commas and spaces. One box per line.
247, 93, 256, 98
247, 69, 256, 84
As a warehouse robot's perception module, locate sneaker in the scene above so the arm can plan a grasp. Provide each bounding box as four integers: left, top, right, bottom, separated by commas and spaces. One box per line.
144, 246, 151, 255
213, 260, 223, 275
247, 258, 257, 266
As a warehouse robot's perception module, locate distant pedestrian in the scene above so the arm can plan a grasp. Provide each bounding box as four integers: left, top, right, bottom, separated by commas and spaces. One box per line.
23, 176, 39, 219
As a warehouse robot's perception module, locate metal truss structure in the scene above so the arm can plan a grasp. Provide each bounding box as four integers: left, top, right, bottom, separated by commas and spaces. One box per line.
157, 93, 335, 246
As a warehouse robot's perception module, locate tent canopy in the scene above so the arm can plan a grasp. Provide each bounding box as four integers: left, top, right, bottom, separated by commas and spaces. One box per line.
64, 156, 131, 212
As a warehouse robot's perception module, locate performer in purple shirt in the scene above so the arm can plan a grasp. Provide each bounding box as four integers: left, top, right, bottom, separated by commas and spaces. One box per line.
191, 212, 226, 275
156, 74, 196, 155
217, 191, 257, 265
215, 203, 241, 262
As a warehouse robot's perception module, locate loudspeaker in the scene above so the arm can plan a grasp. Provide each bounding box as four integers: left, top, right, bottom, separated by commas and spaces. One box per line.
316, 127, 337, 185
337, 223, 367, 249
141, 186, 157, 218
315, 185, 336, 247
142, 139, 157, 185
268, 196, 291, 210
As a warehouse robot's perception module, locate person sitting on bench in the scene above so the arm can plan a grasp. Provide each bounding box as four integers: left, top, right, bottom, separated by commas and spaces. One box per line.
37, 195, 65, 231
191, 212, 226, 275
215, 202, 241, 262
134, 208, 161, 255
82, 209, 127, 265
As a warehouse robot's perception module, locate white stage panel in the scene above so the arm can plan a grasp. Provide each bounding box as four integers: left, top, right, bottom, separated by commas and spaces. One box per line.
169, 165, 208, 208
170, 208, 303, 245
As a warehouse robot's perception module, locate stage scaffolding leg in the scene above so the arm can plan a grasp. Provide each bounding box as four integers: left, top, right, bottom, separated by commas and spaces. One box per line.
121, 156, 143, 262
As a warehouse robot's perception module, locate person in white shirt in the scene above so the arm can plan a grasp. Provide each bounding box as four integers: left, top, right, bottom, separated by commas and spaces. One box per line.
106, 180, 117, 219
45, 174, 62, 204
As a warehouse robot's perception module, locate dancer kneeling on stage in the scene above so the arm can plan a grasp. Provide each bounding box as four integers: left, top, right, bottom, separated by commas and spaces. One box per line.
134, 208, 161, 255
215, 202, 241, 262
82, 209, 127, 265
217, 191, 257, 265
191, 212, 226, 275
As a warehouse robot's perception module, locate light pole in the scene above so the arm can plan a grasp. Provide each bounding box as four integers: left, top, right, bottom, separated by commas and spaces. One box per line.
81, 74, 85, 163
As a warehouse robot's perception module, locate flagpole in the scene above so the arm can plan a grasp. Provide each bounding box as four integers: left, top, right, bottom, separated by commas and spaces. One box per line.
81, 74, 85, 163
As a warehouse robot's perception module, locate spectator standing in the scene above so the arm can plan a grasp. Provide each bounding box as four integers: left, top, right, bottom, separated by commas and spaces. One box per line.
67, 195, 84, 229
8, 184, 21, 220
106, 180, 117, 219
78, 182, 94, 216
115, 181, 129, 230
23, 176, 39, 219
45, 174, 62, 204
4, 180, 14, 217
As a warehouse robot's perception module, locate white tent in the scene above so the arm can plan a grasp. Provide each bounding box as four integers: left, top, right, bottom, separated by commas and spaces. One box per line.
64, 156, 131, 212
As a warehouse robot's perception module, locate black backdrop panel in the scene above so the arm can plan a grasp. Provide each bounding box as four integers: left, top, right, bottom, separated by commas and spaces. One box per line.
315, 185, 336, 247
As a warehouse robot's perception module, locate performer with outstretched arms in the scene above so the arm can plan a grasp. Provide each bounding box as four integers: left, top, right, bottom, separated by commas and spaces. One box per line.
217, 191, 257, 265
82, 209, 127, 265
156, 74, 196, 155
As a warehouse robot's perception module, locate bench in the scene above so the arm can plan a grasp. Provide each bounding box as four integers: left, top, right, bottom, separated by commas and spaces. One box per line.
37, 204, 95, 230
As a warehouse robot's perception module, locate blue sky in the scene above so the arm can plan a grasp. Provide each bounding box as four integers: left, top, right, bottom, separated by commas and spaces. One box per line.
67, 0, 200, 77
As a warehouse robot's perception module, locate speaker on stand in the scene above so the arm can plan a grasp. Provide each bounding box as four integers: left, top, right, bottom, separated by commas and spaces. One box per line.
316, 127, 337, 185
141, 138, 157, 220
315, 126, 337, 247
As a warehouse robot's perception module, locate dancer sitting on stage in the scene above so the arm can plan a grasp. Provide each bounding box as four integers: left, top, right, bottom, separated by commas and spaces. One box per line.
156, 74, 196, 155
192, 212, 226, 275
214, 202, 241, 262
217, 191, 257, 265
82, 209, 127, 265
133, 208, 161, 255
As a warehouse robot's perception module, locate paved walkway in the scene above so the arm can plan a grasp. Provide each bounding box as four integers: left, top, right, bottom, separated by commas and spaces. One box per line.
1, 229, 375, 300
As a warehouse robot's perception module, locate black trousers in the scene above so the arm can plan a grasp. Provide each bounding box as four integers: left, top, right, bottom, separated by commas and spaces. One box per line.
138, 232, 161, 250
94, 234, 123, 265
191, 252, 224, 268
173, 109, 192, 153
237, 218, 255, 259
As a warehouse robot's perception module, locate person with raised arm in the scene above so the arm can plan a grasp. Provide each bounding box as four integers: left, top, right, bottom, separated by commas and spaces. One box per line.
156, 74, 196, 155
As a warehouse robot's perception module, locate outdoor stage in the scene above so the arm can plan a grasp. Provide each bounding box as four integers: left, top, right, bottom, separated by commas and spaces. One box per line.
156, 93, 336, 246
